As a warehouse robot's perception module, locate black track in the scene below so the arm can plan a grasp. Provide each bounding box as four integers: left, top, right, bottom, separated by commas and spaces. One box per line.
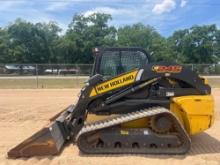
77, 110, 191, 154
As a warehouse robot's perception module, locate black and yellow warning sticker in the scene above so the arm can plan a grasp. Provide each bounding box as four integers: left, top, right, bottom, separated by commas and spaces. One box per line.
90, 70, 138, 97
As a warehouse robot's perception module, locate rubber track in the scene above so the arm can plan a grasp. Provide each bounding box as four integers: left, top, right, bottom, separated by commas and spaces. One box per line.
76, 107, 191, 154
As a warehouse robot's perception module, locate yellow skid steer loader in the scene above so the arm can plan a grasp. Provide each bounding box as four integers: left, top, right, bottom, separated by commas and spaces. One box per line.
8, 47, 214, 158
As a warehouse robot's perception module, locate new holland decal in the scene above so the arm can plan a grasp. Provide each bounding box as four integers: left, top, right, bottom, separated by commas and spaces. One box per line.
152, 65, 182, 73
90, 70, 138, 97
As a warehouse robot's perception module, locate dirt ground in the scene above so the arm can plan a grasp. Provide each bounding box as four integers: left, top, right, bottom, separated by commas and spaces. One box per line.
0, 89, 220, 165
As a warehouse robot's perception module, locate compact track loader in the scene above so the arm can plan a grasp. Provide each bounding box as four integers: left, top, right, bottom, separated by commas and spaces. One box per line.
8, 47, 214, 158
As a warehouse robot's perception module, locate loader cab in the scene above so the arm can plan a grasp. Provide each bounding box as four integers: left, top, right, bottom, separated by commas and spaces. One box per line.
91, 48, 150, 78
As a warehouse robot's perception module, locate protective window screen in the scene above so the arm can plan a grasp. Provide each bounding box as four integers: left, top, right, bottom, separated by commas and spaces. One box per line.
99, 50, 147, 77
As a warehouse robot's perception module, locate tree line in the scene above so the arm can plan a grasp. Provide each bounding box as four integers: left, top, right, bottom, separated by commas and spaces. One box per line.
0, 13, 219, 64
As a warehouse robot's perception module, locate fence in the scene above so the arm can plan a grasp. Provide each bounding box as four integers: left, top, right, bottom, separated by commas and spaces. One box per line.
0, 64, 93, 76
1, 64, 220, 76
183, 64, 220, 75
0, 64, 220, 88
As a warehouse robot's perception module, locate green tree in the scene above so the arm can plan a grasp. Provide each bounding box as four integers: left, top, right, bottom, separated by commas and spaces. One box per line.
6, 18, 61, 63
214, 29, 220, 62
59, 13, 117, 63
1, 14, 220, 65
168, 25, 219, 63
0, 28, 11, 63
35, 22, 62, 63
117, 23, 172, 62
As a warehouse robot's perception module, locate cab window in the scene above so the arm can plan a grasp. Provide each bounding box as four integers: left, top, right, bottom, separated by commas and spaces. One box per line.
99, 50, 148, 77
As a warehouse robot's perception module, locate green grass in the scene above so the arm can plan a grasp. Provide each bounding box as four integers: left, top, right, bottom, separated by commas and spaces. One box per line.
0, 77, 219, 89
0, 77, 88, 89
206, 78, 220, 88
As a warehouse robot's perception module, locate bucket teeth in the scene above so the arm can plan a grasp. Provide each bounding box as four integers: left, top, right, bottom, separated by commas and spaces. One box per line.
7, 122, 65, 158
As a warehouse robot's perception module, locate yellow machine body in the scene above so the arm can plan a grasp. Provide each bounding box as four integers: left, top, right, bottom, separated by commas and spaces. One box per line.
171, 95, 214, 135
86, 95, 214, 135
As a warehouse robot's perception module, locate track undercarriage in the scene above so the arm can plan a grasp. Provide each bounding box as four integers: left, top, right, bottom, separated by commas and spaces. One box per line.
77, 107, 191, 154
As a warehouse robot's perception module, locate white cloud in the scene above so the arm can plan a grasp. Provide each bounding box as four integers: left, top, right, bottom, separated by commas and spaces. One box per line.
152, 0, 176, 15
46, 1, 73, 11
83, 7, 132, 17
0, 1, 55, 26
81, 2, 178, 32
0, 1, 26, 11
180, 0, 187, 8
0, 0, 186, 36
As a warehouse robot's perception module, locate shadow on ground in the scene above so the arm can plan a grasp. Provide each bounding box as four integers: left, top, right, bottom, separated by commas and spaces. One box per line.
189, 132, 220, 155
78, 132, 220, 160
7, 132, 220, 161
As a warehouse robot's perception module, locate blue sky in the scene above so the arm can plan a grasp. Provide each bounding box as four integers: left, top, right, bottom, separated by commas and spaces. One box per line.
0, 0, 219, 37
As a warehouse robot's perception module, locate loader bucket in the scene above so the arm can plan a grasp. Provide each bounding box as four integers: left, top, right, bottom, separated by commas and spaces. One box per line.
8, 122, 65, 158
7, 105, 75, 158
